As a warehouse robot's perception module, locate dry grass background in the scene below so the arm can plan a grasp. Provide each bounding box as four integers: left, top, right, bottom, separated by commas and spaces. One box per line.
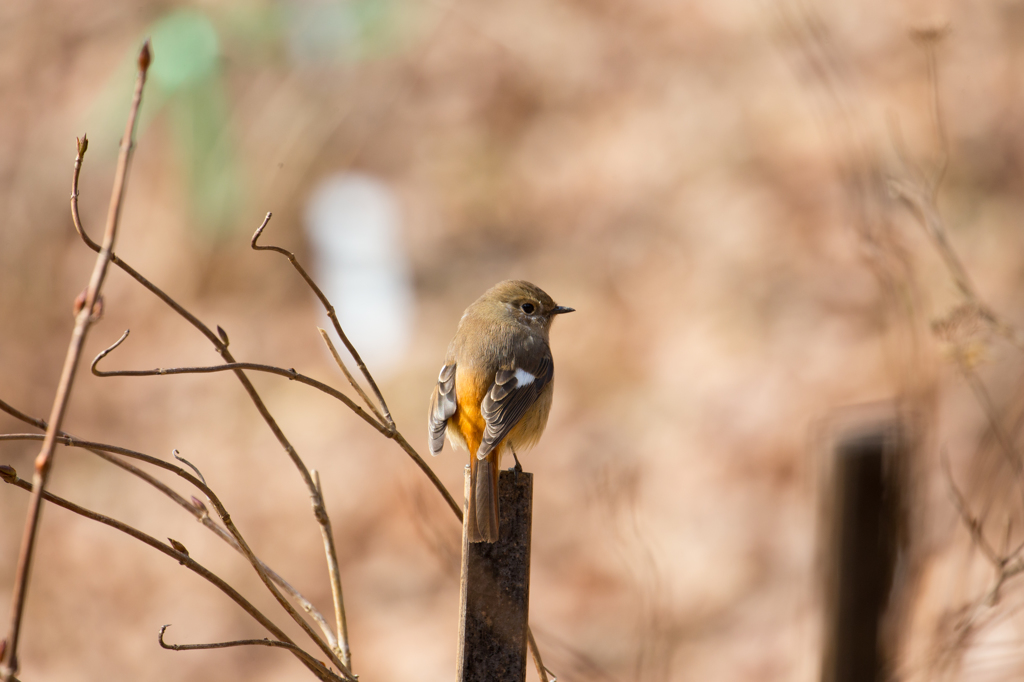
3, 0, 1024, 680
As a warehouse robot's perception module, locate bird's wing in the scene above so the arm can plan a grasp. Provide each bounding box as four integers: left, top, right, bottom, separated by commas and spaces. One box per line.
428, 363, 457, 456
478, 353, 553, 459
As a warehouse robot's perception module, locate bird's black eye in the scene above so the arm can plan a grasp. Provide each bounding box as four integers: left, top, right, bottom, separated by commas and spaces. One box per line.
520, 302, 535, 314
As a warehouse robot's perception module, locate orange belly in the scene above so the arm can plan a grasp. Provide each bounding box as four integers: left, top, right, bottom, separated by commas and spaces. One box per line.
453, 369, 487, 460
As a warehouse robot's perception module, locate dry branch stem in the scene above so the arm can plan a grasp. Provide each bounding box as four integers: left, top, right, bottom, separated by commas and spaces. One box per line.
888, 38, 1024, 351
72, 188, 353, 670
955, 356, 1024, 493
889, 180, 978, 303
0, 470, 348, 682
528, 627, 553, 682
318, 328, 387, 426
918, 30, 949, 199
313, 470, 351, 669
173, 469, 346, 672
0, 398, 341, 651
158, 625, 341, 680
0, 433, 339, 649
892, 179, 1024, 353
942, 445, 1024, 645
941, 450, 1002, 568
1, 43, 150, 682
251, 213, 395, 432
93, 214, 462, 522
91, 330, 386, 435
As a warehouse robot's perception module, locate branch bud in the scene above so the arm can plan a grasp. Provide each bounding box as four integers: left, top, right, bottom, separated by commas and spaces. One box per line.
138, 39, 152, 72
73, 290, 103, 321
168, 538, 189, 560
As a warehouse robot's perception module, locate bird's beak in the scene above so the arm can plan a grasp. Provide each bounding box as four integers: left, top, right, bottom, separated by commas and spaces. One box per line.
551, 305, 575, 315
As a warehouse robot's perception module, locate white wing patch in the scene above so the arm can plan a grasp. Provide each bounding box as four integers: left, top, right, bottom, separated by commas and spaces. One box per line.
513, 368, 535, 387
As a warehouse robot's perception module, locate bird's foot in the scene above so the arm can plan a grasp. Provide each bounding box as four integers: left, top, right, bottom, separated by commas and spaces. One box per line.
510, 447, 523, 481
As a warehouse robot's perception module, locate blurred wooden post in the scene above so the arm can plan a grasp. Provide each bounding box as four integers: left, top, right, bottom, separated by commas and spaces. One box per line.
822, 426, 902, 682
457, 467, 533, 682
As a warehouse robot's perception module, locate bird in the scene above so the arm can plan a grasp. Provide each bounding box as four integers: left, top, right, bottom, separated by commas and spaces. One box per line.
428, 280, 573, 542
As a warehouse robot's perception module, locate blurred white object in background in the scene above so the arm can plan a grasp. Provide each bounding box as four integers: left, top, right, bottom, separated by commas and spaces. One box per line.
305, 172, 412, 374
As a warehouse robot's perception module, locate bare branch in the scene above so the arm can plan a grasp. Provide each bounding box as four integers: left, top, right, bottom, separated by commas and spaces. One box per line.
955, 355, 1024, 487
528, 627, 555, 682
0, 427, 339, 649
158, 626, 343, 681
90, 327, 464, 544
941, 445, 1024, 647
318, 328, 387, 426
312, 471, 350, 669
2, 41, 151, 682
91, 329, 387, 436
251, 213, 395, 432
172, 449, 207, 487
0, 432, 198, 522
0, 467, 350, 682
67, 140, 354, 671
75, 163, 462, 541
910, 24, 950, 198
889, 179, 978, 302
941, 449, 1001, 568
0, 398, 348, 673
887, 37, 1024, 353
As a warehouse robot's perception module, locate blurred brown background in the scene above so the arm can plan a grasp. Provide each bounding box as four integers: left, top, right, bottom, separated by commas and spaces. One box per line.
4, 0, 1024, 680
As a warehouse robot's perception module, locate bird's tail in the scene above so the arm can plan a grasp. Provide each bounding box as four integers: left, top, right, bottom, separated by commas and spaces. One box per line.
468, 452, 499, 543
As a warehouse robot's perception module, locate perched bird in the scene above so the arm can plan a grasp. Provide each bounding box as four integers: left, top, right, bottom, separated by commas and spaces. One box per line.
429, 280, 573, 542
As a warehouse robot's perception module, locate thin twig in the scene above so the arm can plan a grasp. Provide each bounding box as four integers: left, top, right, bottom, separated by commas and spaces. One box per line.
888, 34, 1024, 353
0, 394, 341, 648
251, 213, 395, 432
68, 139, 353, 671
0, 431, 197, 517
0, 468, 350, 682
925, 46, 948, 198
528, 627, 554, 682
950, 554, 1024, 645
0, 405, 348, 675
0, 428, 340, 650
74, 147, 458, 523
158, 625, 340, 680
941, 443, 1024, 647
313, 470, 351, 669
318, 328, 387, 426
90, 330, 386, 435
172, 449, 207, 486
90, 315, 463, 523
1, 42, 151, 682
941, 449, 1002, 568
912, 24, 950, 199
889, 179, 978, 301
955, 354, 1024, 483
